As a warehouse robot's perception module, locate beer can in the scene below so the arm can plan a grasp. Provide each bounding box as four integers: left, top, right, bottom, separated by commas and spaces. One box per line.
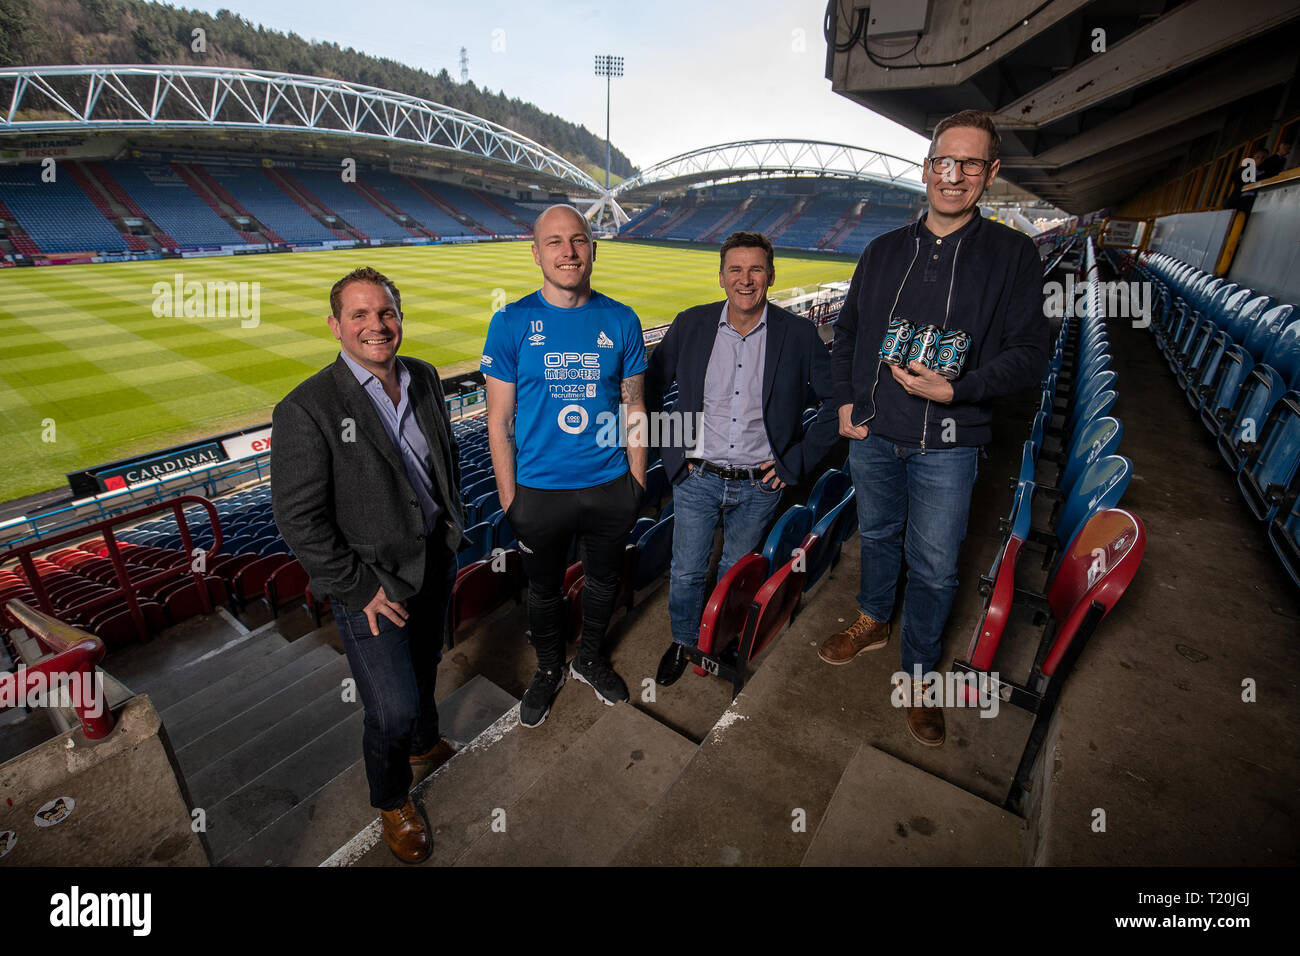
879, 317, 914, 366
905, 324, 940, 369
935, 329, 971, 379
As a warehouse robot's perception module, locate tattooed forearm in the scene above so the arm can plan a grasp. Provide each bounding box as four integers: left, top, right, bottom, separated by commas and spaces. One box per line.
621, 373, 644, 406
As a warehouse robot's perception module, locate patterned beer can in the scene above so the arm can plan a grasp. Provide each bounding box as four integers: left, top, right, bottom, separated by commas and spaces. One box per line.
935, 329, 971, 379
879, 317, 914, 366
905, 324, 940, 368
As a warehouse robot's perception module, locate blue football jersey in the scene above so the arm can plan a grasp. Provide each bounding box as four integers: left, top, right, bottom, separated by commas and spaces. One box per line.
480, 291, 648, 489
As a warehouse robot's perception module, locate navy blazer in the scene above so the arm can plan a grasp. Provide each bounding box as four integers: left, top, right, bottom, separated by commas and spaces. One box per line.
645, 300, 840, 485
271, 355, 466, 609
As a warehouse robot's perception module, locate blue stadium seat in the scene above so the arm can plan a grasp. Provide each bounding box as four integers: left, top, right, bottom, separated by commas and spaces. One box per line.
633, 515, 674, 590
1055, 455, 1132, 548
807, 469, 853, 524
760, 504, 813, 575
1059, 417, 1122, 491
1238, 393, 1300, 521
457, 521, 494, 569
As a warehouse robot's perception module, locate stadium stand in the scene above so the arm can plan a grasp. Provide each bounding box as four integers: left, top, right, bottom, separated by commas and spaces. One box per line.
204, 163, 337, 244
0, 164, 128, 254
104, 161, 245, 248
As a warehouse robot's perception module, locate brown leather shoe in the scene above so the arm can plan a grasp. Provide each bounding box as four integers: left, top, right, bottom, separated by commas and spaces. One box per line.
381, 797, 432, 864
410, 737, 461, 782
906, 678, 945, 747
818, 611, 890, 664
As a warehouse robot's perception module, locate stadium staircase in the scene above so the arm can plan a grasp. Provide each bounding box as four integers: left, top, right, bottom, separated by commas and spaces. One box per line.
647, 200, 699, 238
815, 202, 864, 250
472, 190, 532, 233
64, 162, 174, 251
351, 179, 435, 239
701, 198, 752, 243
400, 176, 490, 236
765, 198, 808, 244
263, 168, 363, 242
172, 164, 279, 245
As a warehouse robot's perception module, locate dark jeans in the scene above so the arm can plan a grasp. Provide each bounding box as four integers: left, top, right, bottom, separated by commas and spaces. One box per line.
508, 472, 641, 668
334, 540, 455, 811
849, 433, 980, 675
668, 466, 784, 646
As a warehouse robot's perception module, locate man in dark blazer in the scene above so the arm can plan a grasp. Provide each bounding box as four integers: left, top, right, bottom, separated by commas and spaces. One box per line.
646, 231, 840, 685
271, 266, 465, 864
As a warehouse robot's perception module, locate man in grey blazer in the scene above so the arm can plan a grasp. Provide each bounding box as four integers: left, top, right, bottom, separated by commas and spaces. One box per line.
271, 266, 465, 864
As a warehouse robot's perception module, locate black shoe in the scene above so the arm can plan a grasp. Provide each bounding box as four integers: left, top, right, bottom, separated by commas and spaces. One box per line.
570, 655, 629, 706
520, 666, 566, 728
656, 642, 690, 686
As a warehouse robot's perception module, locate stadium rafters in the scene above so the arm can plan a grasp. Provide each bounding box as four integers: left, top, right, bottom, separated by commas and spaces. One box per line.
612, 139, 924, 199
0, 64, 603, 193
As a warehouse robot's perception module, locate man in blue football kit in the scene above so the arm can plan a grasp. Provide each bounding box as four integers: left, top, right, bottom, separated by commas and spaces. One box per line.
482, 204, 648, 727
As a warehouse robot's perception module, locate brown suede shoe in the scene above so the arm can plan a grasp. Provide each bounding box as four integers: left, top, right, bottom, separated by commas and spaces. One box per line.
818, 611, 890, 664
381, 797, 432, 864
906, 678, 945, 747
410, 737, 461, 782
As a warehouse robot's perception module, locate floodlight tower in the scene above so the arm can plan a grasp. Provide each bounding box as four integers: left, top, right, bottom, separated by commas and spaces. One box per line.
593, 54, 624, 189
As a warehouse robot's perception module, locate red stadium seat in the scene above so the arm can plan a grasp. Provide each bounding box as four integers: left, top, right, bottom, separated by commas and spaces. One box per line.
231, 554, 293, 609
449, 549, 523, 642
694, 553, 768, 678
737, 551, 807, 664
264, 559, 310, 615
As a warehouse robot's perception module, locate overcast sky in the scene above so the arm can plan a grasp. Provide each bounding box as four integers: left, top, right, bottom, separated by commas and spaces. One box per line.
175, 0, 931, 172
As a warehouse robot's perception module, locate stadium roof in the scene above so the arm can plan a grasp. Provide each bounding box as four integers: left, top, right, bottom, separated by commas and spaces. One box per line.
825, 0, 1300, 214
0, 65, 603, 194
611, 139, 925, 200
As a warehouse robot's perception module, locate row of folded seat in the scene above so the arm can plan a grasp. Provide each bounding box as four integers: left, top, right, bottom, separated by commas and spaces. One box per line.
962, 238, 1146, 696
1126, 248, 1300, 587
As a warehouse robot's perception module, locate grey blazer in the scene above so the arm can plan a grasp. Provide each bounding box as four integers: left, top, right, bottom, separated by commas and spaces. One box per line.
271, 355, 466, 609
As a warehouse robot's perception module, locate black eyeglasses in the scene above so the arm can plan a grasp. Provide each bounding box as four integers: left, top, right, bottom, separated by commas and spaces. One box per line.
926, 156, 992, 176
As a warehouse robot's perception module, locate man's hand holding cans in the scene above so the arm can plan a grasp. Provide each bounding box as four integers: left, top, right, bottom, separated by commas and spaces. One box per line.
891, 360, 955, 402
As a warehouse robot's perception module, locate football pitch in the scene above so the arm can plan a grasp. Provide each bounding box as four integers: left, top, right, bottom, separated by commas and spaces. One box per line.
0, 240, 855, 503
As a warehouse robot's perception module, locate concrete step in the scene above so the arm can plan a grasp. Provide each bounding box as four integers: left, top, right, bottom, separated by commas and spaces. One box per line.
455, 703, 696, 866
185, 668, 364, 807
204, 709, 363, 862
340, 673, 617, 866
105, 611, 254, 688
139, 629, 290, 711
802, 744, 1027, 865
174, 655, 353, 774
222, 675, 517, 866
165, 642, 339, 752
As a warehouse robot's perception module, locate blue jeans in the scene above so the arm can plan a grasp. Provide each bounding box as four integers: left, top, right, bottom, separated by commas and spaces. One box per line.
334, 543, 455, 811
668, 466, 784, 646
848, 434, 979, 675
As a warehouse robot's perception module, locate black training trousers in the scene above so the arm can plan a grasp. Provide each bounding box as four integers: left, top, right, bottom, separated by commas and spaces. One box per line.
507, 471, 641, 668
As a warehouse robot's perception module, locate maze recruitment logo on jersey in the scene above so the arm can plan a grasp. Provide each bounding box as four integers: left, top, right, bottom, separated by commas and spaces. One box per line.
543, 352, 600, 380
549, 383, 597, 401
557, 404, 589, 434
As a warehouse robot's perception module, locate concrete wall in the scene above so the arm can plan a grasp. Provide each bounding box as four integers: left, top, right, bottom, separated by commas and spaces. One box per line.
0, 696, 209, 866
1147, 209, 1235, 272
1229, 179, 1300, 306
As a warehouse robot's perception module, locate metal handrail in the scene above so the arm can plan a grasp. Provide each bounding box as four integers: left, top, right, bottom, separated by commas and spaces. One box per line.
1, 495, 223, 644
1, 599, 113, 739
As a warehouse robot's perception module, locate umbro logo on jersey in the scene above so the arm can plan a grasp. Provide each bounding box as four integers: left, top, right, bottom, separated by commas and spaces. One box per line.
597, 331, 614, 348
528, 333, 546, 346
